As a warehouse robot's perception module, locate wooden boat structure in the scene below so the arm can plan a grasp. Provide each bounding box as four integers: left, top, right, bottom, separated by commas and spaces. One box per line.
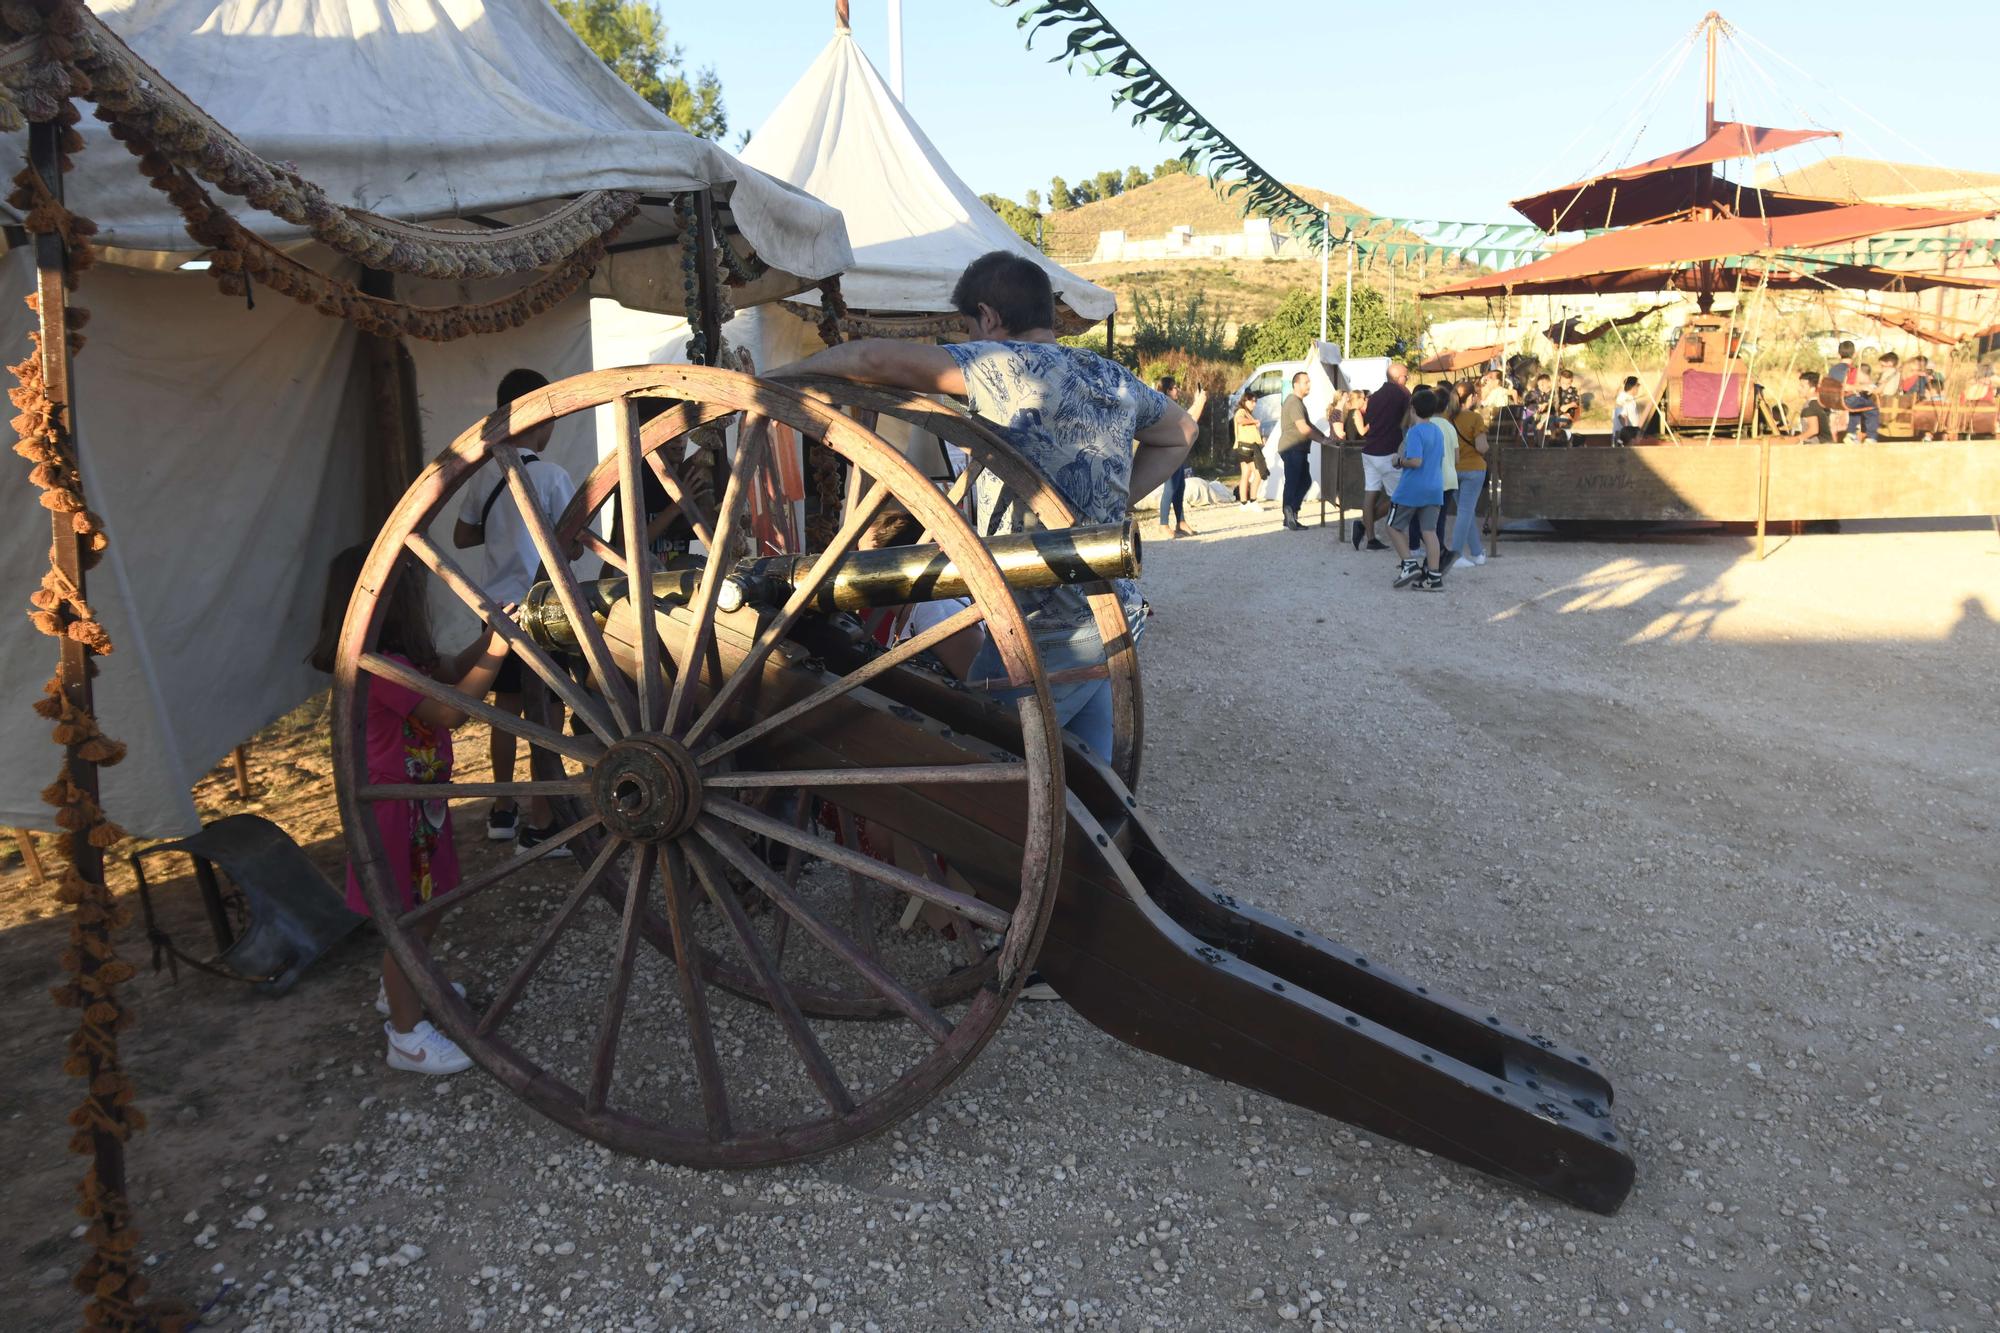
1408, 11, 2000, 546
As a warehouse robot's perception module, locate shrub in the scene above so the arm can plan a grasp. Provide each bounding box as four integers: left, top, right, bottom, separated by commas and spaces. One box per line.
1130, 288, 1231, 361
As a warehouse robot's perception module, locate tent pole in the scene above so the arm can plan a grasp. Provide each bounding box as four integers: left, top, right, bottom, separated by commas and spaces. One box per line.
887, 0, 905, 101
693, 190, 724, 368
358, 268, 421, 527
1319, 207, 1329, 344
1342, 239, 1354, 361
29, 110, 139, 1319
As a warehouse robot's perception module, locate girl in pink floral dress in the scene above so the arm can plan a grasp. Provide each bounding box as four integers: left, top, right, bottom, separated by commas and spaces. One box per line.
311, 545, 512, 1076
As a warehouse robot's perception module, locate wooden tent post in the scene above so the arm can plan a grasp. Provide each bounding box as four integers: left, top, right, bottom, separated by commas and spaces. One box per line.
29, 109, 136, 1303
693, 189, 723, 367
357, 268, 422, 527
1754, 433, 1772, 560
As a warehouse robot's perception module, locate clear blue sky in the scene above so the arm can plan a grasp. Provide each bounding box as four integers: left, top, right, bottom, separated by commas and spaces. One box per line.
668, 1, 1999, 222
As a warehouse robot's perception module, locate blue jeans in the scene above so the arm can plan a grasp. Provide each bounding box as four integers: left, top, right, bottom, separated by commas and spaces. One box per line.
1843, 397, 1879, 441
967, 616, 1143, 760
1451, 471, 1485, 556
1279, 447, 1311, 514
1158, 467, 1188, 528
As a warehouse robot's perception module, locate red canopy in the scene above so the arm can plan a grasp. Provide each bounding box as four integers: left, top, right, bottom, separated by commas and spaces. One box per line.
1425, 204, 1997, 298
1511, 121, 1843, 231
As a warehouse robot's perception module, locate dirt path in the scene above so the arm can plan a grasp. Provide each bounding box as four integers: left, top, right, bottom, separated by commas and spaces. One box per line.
3, 512, 1996, 1332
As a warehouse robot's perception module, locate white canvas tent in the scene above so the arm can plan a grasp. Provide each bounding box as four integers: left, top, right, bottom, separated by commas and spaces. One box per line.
0, 0, 852, 836
736, 21, 1115, 335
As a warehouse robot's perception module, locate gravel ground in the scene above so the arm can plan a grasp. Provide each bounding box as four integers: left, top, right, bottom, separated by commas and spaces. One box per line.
4, 508, 1998, 1333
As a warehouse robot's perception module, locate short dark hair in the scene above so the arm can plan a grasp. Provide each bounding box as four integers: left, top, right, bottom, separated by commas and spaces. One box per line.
1623, 375, 1641, 390
497, 368, 550, 408
1837, 340, 1856, 357
1155, 374, 1176, 392
951, 251, 1055, 335
1535, 373, 1551, 384
1411, 387, 1438, 418
1879, 351, 1899, 363
1799, 368, 1820, 383
1558, 368, 1574, 379
1291, 371, 1310, 389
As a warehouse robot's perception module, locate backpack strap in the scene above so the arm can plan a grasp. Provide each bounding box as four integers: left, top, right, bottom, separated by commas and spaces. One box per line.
476, 451, 538, 528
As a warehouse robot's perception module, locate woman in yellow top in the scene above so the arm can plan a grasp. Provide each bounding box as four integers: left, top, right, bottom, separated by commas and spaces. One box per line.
1232, 392, 1268, 508
1447, 379, 1489, 567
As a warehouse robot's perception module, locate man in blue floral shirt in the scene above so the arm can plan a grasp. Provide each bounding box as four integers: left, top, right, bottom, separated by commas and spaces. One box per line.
775, 251, 1197, 757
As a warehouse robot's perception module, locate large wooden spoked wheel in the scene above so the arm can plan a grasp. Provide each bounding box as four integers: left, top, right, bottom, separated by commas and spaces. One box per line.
332, 366, 1065, 1167
547, 375, 1146, 1023
781, 376, 1145, 789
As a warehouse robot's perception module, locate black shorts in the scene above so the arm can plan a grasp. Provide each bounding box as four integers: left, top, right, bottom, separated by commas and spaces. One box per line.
494, 650, 525, 696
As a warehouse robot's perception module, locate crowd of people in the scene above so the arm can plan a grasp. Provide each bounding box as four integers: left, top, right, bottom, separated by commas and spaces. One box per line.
1239, 361, 1495, 588
1790, 340, 1974, 443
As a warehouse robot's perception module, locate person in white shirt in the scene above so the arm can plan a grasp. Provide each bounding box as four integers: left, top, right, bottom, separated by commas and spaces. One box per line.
1612, 376, 1650, 445
452, 368, 579, 854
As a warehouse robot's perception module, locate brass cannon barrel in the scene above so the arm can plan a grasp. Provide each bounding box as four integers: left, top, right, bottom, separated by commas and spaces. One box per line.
520, 521, 1141, 653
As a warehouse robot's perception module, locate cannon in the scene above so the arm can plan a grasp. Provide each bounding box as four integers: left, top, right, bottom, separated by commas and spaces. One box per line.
333, 367, 1635, 1213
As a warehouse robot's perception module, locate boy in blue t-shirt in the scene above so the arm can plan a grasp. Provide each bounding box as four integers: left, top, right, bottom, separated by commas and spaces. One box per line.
1386, 386, 1449, 590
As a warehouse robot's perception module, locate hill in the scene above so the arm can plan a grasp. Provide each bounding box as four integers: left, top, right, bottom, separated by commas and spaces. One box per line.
1045, 173, 1373, 253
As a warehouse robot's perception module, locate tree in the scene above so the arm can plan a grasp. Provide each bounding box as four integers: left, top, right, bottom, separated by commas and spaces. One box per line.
1153, 157, 1192, 178
1048, 176, 1075, 211
1239, 284, 1398, 367
1072, 179, 1101, 205
555, 0, 727, 140
980, 193, 1044, 251
1090, 169, 1123, 201
1024, 188, 1042, 213
1123, 164, 1149, 192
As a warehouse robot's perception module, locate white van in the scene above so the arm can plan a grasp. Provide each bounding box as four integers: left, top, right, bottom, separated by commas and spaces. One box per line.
1228, 360, 1310, 442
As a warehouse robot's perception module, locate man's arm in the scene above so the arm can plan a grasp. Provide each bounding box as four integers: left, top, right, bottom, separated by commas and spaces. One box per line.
769, 338, 967, 396
453, 519, 483, 549
1130, 404, 1197, 502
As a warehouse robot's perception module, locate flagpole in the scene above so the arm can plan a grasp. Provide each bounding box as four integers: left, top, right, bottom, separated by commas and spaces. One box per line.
1319, 206, 1330, 344
1342, 237, 1355, 361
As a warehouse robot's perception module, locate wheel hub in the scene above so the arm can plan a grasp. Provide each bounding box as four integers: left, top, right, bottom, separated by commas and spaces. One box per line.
592, 734, 703, 842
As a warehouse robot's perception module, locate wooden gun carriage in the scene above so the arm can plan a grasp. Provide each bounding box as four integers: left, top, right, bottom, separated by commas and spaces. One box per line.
333, 367, 1636, 1214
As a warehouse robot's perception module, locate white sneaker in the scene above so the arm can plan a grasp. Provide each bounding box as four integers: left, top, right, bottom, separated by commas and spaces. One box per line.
1472, 553, 1488, 566
384, 1020, 473, 1075
376, 979, 466, 1017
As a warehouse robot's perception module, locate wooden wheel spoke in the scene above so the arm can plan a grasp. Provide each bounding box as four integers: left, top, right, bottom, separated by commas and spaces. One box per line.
696, 818, 953, 1044
358, 779, 588, 801
404, 530, 617, 745
696, 600, 986, 767
703, 763, 1029, 790
658, 845, 731, 1139
684, 477, 893, 747
360, 652, 601, 765
577, 527, 624, 574
645, 449, 717, 550
493, 442, 639, 736
945, 460, 981, 508
586, 845, 655, 1112
683, 839, 856, 1116
770, 794, 813, 967
703, 797, 1010, 934
614, 395, 667, 732
397, 812, 603, 930
834, 807, 877, 962
666, 416, 766, 733
477, 837, 625, 1037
